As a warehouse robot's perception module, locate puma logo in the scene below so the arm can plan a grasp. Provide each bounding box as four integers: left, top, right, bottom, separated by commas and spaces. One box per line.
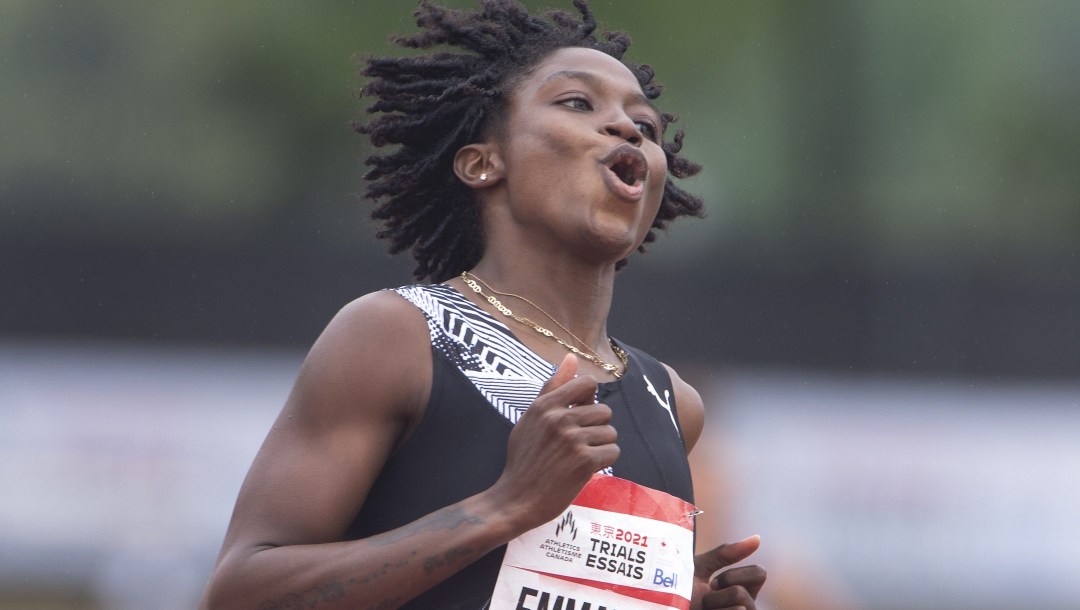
643, 374, 679, 432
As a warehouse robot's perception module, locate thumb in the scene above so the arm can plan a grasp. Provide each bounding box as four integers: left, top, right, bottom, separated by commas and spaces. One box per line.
694, 535, 760, 580
539, 353, 579, 396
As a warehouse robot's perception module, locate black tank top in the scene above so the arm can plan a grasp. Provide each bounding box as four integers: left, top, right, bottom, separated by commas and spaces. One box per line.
344, 284, 694, 609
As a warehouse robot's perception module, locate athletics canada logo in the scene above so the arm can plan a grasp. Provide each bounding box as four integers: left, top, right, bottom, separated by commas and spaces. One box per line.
540, 511, 583, 565
554, 510, 578, 541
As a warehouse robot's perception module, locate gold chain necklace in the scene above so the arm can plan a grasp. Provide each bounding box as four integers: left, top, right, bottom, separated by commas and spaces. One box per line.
460, 271, 627, 378
467, 272, 594, 351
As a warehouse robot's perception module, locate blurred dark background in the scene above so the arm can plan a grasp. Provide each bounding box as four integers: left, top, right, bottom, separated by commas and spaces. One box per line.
3, 0, 1078, 378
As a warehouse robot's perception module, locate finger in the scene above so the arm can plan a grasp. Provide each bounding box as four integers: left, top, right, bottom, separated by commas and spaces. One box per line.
588, 442, 620, 471
535, 375, 600, 411
565, 402, 613, 427
534, 354, 599, 409
702, 584, 756, 609
572, 422, 617, 446
539, 353, 578, 393
695, 535, 761, 580
711, 564, 767, 598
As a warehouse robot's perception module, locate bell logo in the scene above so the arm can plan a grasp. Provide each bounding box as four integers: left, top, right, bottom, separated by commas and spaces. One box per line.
652, 568, 678, 588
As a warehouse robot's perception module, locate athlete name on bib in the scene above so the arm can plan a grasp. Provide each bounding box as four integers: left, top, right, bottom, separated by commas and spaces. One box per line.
491, 475, 697, 610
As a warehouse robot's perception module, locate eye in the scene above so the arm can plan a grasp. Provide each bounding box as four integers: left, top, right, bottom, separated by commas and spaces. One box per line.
635, 119, 659, 142
559, 96, 593, 111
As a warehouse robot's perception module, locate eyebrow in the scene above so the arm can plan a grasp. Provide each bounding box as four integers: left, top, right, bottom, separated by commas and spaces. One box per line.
543, 70, 661, 117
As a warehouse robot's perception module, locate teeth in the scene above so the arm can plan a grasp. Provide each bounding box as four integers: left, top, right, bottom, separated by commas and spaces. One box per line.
614, 161, 637, 186
603, 146, 646, 190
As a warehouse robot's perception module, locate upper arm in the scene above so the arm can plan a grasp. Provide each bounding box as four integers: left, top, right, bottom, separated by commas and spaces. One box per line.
216, 290, 431, 558
662, 363, 705, 455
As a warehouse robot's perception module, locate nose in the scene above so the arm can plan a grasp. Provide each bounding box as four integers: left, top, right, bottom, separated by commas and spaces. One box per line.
603, 114, 642, 146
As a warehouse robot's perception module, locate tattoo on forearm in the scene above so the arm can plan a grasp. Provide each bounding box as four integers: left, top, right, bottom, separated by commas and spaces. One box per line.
258, 506, 485, 609
371, 506, 485, 545
423, 546, 477, 575
257, 581, 344, 610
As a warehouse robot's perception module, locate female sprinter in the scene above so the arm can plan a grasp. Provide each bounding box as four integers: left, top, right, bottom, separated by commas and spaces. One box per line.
201, 1, 766, 608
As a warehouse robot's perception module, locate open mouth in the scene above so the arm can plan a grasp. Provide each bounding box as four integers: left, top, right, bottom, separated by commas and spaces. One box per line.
612, 158, 642, 186
604, 145, 648, 187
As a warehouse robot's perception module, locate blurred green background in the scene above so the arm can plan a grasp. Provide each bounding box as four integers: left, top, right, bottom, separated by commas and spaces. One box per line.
3, 0, 1078, 376
3, 3, 1080, 610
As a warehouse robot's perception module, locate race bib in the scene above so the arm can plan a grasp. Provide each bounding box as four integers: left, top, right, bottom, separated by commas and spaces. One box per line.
491, 475, 697, 610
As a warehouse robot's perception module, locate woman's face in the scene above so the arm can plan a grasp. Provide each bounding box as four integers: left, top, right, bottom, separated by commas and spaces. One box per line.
491, 46, 669, 263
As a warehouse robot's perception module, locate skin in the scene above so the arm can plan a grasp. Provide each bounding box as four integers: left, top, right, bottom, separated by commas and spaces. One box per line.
201, 47, 765, 610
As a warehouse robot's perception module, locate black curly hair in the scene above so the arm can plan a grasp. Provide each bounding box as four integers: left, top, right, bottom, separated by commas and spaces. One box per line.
356, 0, 704, 282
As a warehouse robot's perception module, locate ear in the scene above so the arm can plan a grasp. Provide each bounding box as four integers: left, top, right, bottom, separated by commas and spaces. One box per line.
453, 143, 502, 189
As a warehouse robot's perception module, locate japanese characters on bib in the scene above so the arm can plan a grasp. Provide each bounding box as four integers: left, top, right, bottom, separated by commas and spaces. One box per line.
492, 475, 698, 610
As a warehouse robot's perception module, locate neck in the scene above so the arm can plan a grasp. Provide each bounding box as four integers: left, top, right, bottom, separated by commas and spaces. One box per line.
465, 253, 616, 353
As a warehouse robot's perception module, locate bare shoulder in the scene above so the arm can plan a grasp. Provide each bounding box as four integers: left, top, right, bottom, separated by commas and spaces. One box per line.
290, 289, 432, 425
313, 289, 429, 361
219, 289, 432, 552
660, 362, 705, 454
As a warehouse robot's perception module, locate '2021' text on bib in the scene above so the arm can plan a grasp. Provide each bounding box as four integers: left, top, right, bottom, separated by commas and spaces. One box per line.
492, 475, 697, 610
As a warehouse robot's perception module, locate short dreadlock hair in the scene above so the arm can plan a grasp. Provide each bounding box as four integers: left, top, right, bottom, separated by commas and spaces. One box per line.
356, 0, 704, 282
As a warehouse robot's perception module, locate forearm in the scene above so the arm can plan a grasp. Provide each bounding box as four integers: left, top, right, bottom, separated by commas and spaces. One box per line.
202, 492, 522, 610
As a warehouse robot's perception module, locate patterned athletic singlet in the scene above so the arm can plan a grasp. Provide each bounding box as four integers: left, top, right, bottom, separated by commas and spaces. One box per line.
344, 284, 695, 609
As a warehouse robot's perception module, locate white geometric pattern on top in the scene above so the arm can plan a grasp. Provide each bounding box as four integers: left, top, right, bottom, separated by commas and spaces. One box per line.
394, 284, 556, 424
